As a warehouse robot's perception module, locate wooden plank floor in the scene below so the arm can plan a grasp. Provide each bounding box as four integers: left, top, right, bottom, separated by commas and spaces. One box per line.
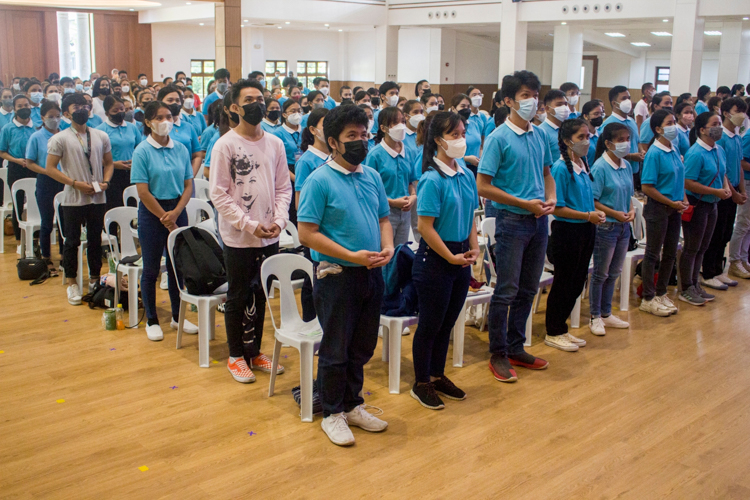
2, 239, 750, 499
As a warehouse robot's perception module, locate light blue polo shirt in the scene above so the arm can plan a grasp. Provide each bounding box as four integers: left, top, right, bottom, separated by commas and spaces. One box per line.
200, 124, 219, 152
201, 91, 222, 118
260, 119, 280, 133
551, 158, 595, 223
591, 153, 634, 222
466, 113, 485, 158
95, 120, 143, 161
587, 132, 599, 167
0, 119, 35, 160
639, 117, 653, 145
170, 118, 200, 156
203, 132, 220, 168
25, 126, 60, 169
539, 119, 561, 162
295, 145, 329, 191
477, 120, 552, 215
298, 161, 390, 267
365, 141, 418, 199
684, 139, 726, 204
417, 159, 478, 242
272, 123, 302, 166
413, 149, 467, 182
570, 111, 581, 119
403, 129, 418, 159
716, 127, 743, 187
0, 109, 14, 130
323, 96, 337, 110
641, 140, 685, 202
30, 106, 42, 128
743, 132, 750, 180
483, 118, 496, 139
676, 125, 690, 156
181, 110, 206, 136
600, 113, 640, 173
87, 114, 103, 128
131, 136, 193, 200
695, 101, 709, 115
371, 108, 381, 134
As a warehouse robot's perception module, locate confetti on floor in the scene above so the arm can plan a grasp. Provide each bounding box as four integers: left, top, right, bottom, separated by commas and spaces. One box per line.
138, 466, 149, 472
56, 399, 65, 403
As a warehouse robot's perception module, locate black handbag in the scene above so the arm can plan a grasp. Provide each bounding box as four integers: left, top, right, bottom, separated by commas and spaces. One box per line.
17, 258, 49, 285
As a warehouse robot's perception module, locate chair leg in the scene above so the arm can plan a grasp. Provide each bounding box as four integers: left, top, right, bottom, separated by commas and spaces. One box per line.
268, 339, 282, 397
452, 301, 467, 368
525, 293, 537, 347
620, 259, 632, 312
0, 225, 4, 253
19, 228, 26, 259
381, 324, 389, 362
128, 268, 139, 328
25, 226, 34, 259
388, 320, 401, 394
77, 245, 84, 294
571, 293, 582, 329
197, 299, 211, 368
533, 288, 542, 314
176, 299, 187, 349
208, 305, 216, 341
299, 342, 314, 423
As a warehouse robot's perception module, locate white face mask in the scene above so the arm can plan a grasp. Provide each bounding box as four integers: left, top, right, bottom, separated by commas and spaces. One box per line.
314, 128, 325, 143
46, 93, 61, 104
470, 95, 483, 108
425, 105, 438, 114
152, 120, 173, 136
12, 83, 20, 90
537, 112, 547, 123
388, 122, 407, 142
183, 98, 195, 110
409, 114, 425, 128
441, 137, 467, 159
730, 113, 745, 127
319, 86, 329, 96
44, 117, 61, 130
515, 97, 538, 122
552, 105, 570, 121
367, 119, 375, 133
121, 85, 130, 93
140, 79, 148, 86
386, 94, 399, 107
567, 95, 579, 106
287, 112, 302, 126
617, 99, 632, 114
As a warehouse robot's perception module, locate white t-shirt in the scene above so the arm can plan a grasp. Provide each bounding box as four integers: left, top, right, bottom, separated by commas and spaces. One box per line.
634, 99, 649, 120
47, 127, 112, 206
92, 97, 107, 120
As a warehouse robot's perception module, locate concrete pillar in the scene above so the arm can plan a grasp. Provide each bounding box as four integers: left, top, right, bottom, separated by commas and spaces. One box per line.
551, 24, 583, 88
336, 31, 349, 82
740, 27, 750, 87
440, 28, 456, 87
669, 0, 703, 95
498, 0, 527, 82
375, 25, 399, 83
717, 22, 743, 88
215, 0, 242, 81
628, 53, 647, 89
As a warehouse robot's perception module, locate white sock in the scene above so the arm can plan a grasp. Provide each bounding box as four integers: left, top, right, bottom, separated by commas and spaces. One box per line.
229, 356, 241, 363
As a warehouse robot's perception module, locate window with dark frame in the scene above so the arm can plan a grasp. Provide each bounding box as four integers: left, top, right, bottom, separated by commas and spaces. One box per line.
297, 61, 328, 91
265, 60, 287, 90
190, 59, 215, 99
655, 66, 670, 93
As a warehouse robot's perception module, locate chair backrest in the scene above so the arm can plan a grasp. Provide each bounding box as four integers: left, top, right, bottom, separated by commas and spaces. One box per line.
260, 253, 313, 332
104, 207, 139, 259
631, 196, 645, 241
0, 167, 11, 209
480, 217, 496, 280
166, 226, 222, 295
194, 178, 210, 201
123, 185, 140, 207
53, 192, 65, 240
283, 220, 301, 247
11, 178, 40, 224
185, 198, 214, 226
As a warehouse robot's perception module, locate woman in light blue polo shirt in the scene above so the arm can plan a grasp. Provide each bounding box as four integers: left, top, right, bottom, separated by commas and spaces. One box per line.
261, 98, 281, 133
96, 95, 143, 214
450, 93, 481, 175
695, 86, 710, 115
674, 101, 694, 156
410, 111, 479, 410
272, 98, 303, 223
365, 106, 417, 246
402, 99, 424, 159
131, 101, 196, 342
639, 109, 689, 316
158, 85, 202, 177
25, 80, 44, 128
358, 104, 376, 151
179, 87, 206, 137
0, 88, 14, 130
581, 100, 604, 166
25, 101, 63, 274
678, 111, 731, 306
638, 92, 673, 152
545, 119, 606, 353
589, 122, 635, 336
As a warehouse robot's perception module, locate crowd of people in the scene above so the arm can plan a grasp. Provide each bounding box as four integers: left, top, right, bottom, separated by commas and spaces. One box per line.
2, 65, 750, 447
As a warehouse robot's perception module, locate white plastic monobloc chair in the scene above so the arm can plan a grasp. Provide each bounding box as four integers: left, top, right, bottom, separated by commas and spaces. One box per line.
619, 197, 646, 312
260, 253, 323, 422
185, 198, 214, 226
12, 178, 40, 258
481, 217, 497, 287
105, 207, 143, 327
122, 185, 140, 207
380, 314, 419, 394
269, 222, 304, 299
451, 287, 493, 368
0, 167, 13, 253
194, 178, 211, 201
167, 227, 227, 368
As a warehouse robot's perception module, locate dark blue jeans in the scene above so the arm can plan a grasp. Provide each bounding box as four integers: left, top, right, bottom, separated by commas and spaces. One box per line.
314, 265, 383, 417
412, 239, 471, 383
138, 199, 187, 324
35, 173, 64, 259
488, 210, 548, 356
590, 221, 631, 318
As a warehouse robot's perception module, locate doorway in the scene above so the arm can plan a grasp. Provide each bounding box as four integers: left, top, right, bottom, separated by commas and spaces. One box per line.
581, 55, 598, 104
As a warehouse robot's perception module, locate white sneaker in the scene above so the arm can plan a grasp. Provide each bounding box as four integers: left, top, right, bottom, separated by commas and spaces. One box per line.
590, 317, 606, 336
562, 332, 586, 347
640, 298, 671, 317
67, 284, 82, 305
160, 272, 169, 290
16, 244, 22, 256
170, 319, 198, 335
716, 273, 738, 287
700, 277, 728, 291
602, 315, 630, 329
402, 327, 411, 336
321, 413, 355, 446
344, 405, 388, 432
146, 324, 164, 341
655, 294, 678, 314
544, 334, 579, 352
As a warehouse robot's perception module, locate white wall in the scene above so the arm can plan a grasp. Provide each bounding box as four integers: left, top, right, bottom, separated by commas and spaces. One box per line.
260, 28, 341, 81
454, 32, 499, 84
397, 28, 438, 83
347, 30, 377, 82
526, 50, 554, 85
151, 23, 215, 82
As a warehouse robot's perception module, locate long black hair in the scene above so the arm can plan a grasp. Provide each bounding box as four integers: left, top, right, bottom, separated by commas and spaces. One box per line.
648, 108, 674, 147
375, 106, 403, 144
422, 111, 463, 178
142, 101, 172, 136
301, 107, 328, 151
689, 111, 716, 146
558, 118, 593, 180
594, 122, 629, 161
649, 92, 671, 113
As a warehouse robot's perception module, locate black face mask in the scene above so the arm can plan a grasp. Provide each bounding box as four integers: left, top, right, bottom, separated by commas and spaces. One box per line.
229, 111, 240, 124
338, 139, 368, 166
590, 116, 603, 127
371, 97, 381, 107
661, 106, 673, 112
438, 104, 445, 111
267, 110, 281, 122
458, 108, 471, 120
134, 110, 145, 123
241, 102, 265, 126
15, 108, 31, 120
71, 108, 89, 125
341, 98, 353, 106
110, 112, 125, 125
98, 88, 110, 96
302, 105, 311, 114
168, 103, 181, 117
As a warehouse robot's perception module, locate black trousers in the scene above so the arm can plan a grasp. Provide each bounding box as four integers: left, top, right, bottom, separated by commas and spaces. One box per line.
300, 246, 316, 322
223, 243, 279, 360
702, 196, 736, 279
7, 161, 37, 241
61, 204, 105, 280
546, 220, 596, 336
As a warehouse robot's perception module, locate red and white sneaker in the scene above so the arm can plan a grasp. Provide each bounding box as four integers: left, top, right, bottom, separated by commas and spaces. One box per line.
251, 353, 285, 374
227, 357, 255, 383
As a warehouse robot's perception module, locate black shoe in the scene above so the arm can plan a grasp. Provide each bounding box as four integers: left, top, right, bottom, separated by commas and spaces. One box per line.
291, 385, 322, 415
432, 376, 466, 401
410, 382, 445, 410
489, 354, 518, 382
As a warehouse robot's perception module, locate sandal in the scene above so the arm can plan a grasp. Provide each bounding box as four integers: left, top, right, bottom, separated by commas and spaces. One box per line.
45, 259, 60, 278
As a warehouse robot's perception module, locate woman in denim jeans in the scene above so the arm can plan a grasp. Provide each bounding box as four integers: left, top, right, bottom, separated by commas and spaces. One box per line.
589, 123, 636, 336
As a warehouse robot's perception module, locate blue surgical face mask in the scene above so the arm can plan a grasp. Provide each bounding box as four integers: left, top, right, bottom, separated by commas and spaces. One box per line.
30, 92, 43, 104
64, 87, 75, 94
611, 141, 630, 158
514, 97, 538, 122
75, 84, 84, 92
662, 125, 678, 141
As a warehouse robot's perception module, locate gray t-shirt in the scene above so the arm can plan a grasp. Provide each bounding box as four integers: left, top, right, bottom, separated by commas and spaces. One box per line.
47, 126, 112, 206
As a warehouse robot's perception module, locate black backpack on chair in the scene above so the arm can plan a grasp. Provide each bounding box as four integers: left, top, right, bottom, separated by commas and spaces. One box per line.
173, 227, 227, 295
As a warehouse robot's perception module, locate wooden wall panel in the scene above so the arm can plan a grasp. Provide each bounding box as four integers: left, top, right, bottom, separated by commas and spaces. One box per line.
93, 12, 152, 82
0, 10, 48, 84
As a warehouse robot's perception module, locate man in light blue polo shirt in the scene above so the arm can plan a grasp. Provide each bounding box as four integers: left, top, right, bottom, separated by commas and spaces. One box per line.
538, 89, 569, 161
298, 104, 393, 447
477, 70, 556, 382
201, 68, 230, 119
601, 86, 645, 176
314, 77, 337, 110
